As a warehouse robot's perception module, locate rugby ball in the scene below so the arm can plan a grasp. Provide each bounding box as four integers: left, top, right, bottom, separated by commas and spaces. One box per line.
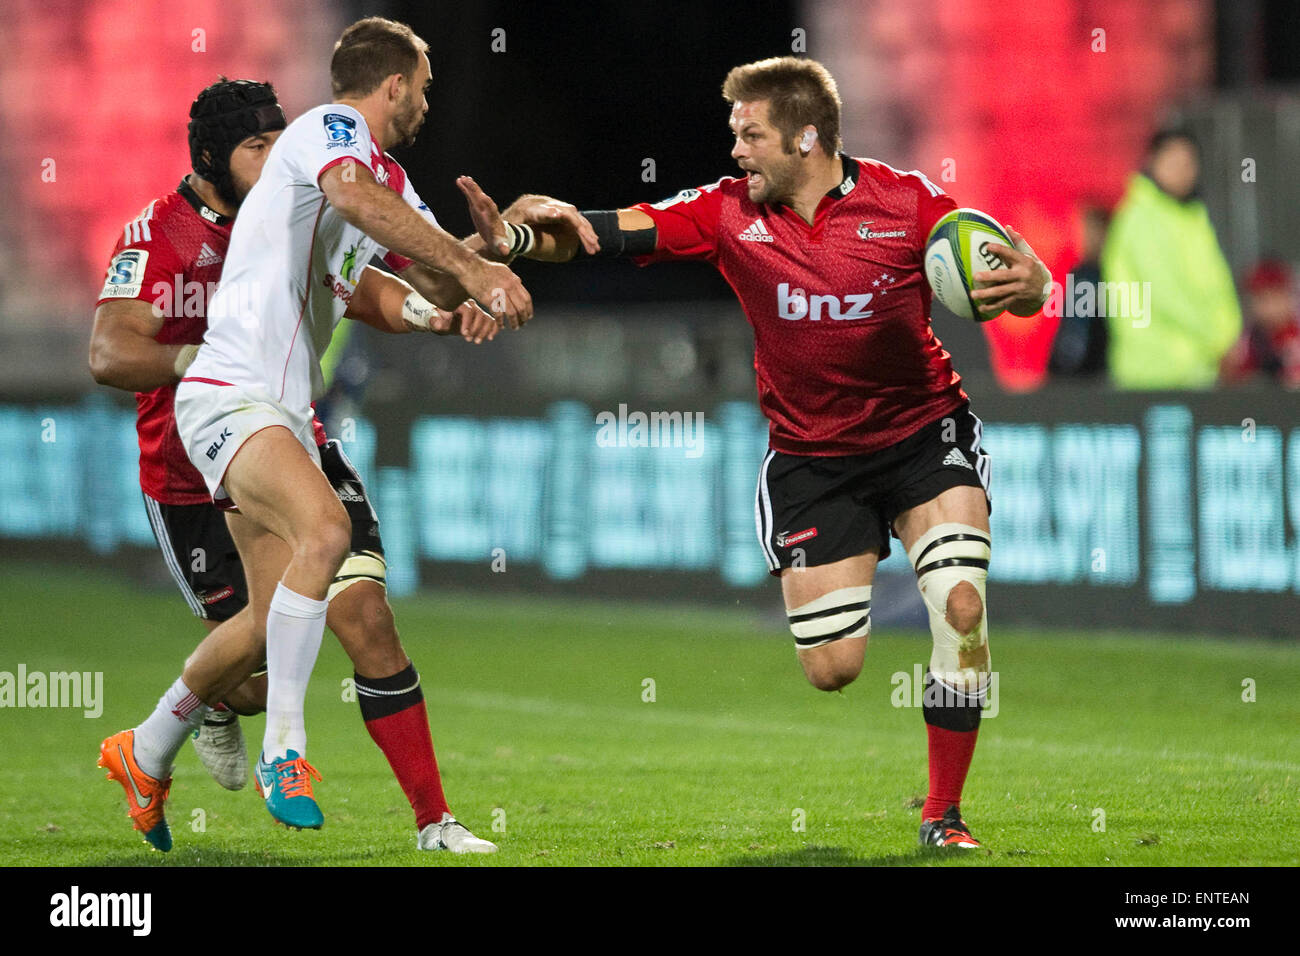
923, 208, 1015, 322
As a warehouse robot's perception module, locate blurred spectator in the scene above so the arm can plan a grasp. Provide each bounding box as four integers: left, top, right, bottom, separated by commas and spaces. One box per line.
1220, 259, 1300, 388
1102, 128, 1241, 389
1048, 204, 1110, 377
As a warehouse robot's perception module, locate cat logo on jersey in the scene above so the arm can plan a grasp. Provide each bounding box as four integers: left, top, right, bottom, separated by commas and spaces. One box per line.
323, 112, 358, 148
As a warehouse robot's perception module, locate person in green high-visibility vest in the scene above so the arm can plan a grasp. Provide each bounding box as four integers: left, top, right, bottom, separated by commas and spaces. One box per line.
1102, 128, 1241, 389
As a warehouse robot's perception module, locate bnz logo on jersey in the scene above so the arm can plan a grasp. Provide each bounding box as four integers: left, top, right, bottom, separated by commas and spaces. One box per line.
776, 283, 875, 321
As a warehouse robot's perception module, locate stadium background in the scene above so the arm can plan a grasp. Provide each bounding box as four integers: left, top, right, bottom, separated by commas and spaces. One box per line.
1, 0, 1299, 640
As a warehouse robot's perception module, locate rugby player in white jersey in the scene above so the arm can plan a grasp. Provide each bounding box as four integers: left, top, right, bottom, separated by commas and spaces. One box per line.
94, 77, 508, 854
121, 17, 533, 833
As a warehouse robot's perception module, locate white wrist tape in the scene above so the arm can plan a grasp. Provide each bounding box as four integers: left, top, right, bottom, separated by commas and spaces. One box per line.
401, 291, 437, 331
173, 344, 200, 377
504, 221, 536, 257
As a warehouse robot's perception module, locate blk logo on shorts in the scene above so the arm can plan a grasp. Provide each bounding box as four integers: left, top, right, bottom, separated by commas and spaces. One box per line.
205, 428, 232, 461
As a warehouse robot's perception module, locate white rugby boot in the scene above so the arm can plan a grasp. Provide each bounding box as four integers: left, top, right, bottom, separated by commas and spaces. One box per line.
192, 709, 248, 791
417, 813, 499, 853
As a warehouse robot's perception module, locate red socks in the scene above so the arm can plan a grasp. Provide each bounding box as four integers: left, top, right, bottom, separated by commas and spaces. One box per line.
920, 670, 982, 821
922, 724, 979, 820
355, 665, 450, 829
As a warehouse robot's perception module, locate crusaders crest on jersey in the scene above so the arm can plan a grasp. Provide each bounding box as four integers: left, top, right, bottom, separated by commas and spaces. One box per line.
857, 220, 908, 241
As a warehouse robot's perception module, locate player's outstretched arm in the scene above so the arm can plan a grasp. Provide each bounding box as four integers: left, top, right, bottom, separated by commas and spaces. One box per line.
89, 300, 199, 391
346, 266, 500, 344
509, 200, 653, 263
320, 161, 533, 328
458, 178, 608, 263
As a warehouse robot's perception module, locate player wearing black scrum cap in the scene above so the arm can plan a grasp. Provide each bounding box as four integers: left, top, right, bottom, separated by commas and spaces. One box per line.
187, 77, 288, 210
91, 76, 500, 853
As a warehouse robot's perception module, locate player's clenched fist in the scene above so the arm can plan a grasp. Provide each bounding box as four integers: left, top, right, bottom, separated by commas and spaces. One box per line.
460, 257, 533, 329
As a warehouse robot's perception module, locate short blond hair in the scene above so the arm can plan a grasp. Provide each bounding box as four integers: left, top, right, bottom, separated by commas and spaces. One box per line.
722, 57, 842, 154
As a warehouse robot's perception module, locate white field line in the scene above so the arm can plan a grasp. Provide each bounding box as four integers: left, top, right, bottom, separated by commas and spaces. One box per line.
983, 736, 1300, 775
433, 688, 1300, 774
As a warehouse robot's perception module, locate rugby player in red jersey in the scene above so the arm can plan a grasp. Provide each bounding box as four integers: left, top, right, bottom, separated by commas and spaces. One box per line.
90, 77, 500, 852
464, 57, 1051, 849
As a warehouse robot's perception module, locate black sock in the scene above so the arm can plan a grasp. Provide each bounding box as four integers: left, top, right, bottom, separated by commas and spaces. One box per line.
354, 663, 423, 722
921, 669, 982, 732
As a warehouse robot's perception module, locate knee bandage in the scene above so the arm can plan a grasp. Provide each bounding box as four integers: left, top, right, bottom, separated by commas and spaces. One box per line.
787, 586, 871, 649
327, 549, 387, 602
907, 523, 990, 695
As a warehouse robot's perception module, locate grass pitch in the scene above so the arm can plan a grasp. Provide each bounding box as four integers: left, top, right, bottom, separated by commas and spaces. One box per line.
0, 561, 1295, 867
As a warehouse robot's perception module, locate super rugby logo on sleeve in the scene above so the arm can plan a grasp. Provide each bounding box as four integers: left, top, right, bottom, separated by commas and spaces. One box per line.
100, 249, 149, 299
324, 112, 358, 148
650, 188, 700, 210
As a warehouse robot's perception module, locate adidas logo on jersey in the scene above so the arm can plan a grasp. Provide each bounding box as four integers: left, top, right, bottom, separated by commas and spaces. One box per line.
196, 243, 223, 268
738, 218, 774, 243
943, 447, 973, 470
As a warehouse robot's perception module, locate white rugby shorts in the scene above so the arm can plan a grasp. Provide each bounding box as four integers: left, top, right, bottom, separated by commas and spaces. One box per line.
174, 378, 320, 510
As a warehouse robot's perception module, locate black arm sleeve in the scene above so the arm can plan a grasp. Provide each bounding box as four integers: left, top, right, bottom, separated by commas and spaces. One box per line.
580, 210, 658, 258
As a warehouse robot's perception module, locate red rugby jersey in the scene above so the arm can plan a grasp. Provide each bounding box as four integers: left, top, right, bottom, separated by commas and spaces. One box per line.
631, 156, 969, 456
96, 179, 334, 505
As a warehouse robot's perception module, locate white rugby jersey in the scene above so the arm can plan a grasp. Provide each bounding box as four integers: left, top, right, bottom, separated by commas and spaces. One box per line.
187, 103, 436, 411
